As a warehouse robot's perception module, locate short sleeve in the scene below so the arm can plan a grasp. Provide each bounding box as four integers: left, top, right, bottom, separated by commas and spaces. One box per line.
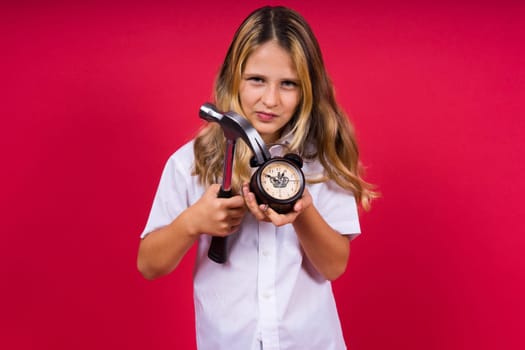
140, 143, 195, 239
310, 179, 361, 240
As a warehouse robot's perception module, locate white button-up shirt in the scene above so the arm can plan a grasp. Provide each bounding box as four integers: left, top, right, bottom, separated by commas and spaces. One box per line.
141, 140, 361, 350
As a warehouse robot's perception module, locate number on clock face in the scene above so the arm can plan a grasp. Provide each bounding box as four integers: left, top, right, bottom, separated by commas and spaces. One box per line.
260, 162, 302, 200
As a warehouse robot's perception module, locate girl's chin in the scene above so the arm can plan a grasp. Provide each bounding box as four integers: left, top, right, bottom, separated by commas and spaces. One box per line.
258, 130, 280, 144
251, 121, 283, 143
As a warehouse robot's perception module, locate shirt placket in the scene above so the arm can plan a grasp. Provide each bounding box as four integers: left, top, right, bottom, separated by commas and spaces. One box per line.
257, 221, 280, 350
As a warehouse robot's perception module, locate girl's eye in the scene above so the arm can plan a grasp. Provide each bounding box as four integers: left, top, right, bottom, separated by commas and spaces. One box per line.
247, 77, 264, 84
282, 80, 298, 89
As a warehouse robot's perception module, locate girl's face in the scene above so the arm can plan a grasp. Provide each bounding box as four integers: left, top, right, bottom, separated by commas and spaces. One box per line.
239, 41, 301, 144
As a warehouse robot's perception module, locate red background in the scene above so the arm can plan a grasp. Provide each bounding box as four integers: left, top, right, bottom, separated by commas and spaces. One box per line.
1, 1, 524, 349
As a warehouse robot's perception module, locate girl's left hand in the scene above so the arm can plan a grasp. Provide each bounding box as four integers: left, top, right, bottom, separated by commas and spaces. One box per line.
242, 183, 313, 226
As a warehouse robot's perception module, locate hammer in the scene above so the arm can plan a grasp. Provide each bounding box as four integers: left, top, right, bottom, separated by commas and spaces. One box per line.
199, 103, 271, 264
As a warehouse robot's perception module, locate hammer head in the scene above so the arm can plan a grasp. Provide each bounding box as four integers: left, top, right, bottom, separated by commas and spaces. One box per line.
199, 103, 271, 166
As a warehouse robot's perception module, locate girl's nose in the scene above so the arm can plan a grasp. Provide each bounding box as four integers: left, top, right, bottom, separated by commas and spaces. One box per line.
262, 85, 279, 108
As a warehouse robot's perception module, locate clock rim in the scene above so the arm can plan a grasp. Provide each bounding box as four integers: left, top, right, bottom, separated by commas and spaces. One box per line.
251, 157, 305, 206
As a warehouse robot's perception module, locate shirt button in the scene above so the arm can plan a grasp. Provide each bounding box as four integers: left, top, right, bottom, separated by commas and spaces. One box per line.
263, 292, 271, 299
262, 250, 270, 257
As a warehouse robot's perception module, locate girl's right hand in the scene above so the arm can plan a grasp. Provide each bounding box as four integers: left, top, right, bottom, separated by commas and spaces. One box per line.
188, 184, 246, 237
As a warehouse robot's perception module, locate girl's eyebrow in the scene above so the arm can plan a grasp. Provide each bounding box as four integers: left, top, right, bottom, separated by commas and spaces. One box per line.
243, 72, 299, 82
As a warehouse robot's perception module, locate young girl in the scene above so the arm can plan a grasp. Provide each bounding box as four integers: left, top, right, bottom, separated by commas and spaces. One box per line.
137, 6, 376, 350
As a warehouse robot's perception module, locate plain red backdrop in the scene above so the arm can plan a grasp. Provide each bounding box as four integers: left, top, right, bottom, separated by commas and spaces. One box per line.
1, 1, 524, 349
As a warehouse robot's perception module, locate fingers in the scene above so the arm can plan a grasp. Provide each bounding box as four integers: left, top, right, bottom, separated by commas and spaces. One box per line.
209, 210, 245, 237
242, 184, 270, 222
242, 183, 304, 226
196, 184, 248, 237
262, 205, 300, 227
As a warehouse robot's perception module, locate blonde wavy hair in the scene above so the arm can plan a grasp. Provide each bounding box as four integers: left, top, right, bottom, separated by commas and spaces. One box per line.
193, 6, 377, 210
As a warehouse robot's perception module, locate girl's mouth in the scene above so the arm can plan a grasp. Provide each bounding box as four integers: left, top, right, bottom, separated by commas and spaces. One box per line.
256, 111, 277, 122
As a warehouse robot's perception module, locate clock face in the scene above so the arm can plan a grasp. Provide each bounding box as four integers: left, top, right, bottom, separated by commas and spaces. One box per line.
260, 160, 303, 200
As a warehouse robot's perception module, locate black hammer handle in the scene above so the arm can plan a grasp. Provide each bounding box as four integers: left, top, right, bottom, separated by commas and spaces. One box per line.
207, 188, 232, 264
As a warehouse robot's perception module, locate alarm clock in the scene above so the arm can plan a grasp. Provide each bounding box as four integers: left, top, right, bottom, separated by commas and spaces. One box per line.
250, 153, 305, 214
